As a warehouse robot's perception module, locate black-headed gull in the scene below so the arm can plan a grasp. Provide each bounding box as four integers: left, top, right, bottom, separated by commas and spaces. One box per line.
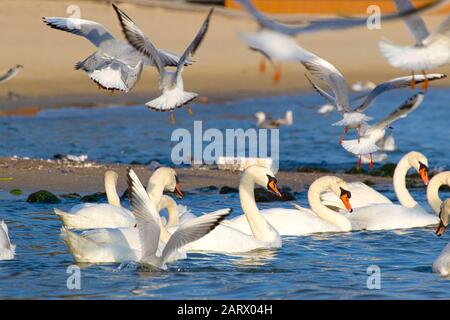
113, 4, 213, 123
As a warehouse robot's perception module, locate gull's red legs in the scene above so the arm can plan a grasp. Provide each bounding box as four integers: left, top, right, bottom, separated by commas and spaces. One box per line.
259, 57, 266, 74
422, 70, 429, 91
357, 155, 362, 169
410, 71, 416, 90
357, 125, 361, 143
339, 127, 349, 144
187, 106, 194, 116
170, 112, 175, 124
369, 153, 374, 171
273, 64, 282, 84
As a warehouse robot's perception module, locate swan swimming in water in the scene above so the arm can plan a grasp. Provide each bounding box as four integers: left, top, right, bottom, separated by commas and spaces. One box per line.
61, 169, 230, 267
0, 220, 15, 260
54, 167, 183, 229
73, 165, 285, 255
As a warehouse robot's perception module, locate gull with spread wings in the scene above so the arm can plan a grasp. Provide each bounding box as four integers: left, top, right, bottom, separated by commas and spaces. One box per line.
235, 0, 444, 83
300, 50, 445, 144
43, 7, 190, 92
379, 0, 450, 90
127, 168, 230, 270
342, 92, 425, 169
113, 4, 213, 123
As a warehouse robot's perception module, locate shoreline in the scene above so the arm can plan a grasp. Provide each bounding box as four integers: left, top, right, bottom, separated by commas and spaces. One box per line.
0, 157, 408, 195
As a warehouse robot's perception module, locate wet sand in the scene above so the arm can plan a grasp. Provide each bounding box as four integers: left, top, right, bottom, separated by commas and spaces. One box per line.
0, 157, 403, 195
0, 0, 449, 114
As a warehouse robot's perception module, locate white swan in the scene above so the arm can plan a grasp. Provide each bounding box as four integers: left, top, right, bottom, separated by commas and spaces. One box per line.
320, 151, 430, 211
75, 165, 284, 255
55, 167, 183, 229
226, 176, 353, 236
61, 169, 230, 267
426, 172, 450, 276
0, 220, 15, 260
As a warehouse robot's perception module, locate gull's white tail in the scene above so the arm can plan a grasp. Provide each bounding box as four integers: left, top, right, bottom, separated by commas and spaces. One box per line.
146, 89, 198, 112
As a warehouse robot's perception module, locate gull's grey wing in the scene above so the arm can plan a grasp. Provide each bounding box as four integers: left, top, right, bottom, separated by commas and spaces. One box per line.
127, 168, 161, 259
394, 0, 430, 43
0, 65, 23, 84
355, 73, 446, 112
43, 17, 115, 48
301, 54, 351, 113
373, 92, 424, 130
428, 15, 450, 41
160, 209, 231, 265
158, 49, 193, 67
113, 3, 164, 74
305, 74, 336, 106
237, 0, 445, 36
176, 8, 214, 77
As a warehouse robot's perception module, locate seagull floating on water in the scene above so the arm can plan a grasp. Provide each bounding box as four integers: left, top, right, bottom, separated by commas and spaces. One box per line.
255, 110, 293, 128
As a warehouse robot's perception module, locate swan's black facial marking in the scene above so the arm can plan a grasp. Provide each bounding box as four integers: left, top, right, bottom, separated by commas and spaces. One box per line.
266, 175, 281, 197
175, 175, 180, 184
340, 187, 351, 199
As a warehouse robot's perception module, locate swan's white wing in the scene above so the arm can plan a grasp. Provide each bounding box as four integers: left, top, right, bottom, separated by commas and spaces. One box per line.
236, 0, 444, 36
43, 17, 115, 48
301, 54, 351, 114
394, 0, 430, 43
355, 73, 446, 112
373, 92, 424, 130
161, 209, 230, 264
127, 168, 161, 258
113, 3, 164, 74
0, 221, 11, 250
176, 9, 213, 78
0, 65, 23, 84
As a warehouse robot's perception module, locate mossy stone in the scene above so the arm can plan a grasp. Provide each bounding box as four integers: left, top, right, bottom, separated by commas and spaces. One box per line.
27, 190, 60, 203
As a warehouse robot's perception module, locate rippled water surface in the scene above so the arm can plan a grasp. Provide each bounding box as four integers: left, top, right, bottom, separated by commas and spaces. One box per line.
0, 90, 450, 299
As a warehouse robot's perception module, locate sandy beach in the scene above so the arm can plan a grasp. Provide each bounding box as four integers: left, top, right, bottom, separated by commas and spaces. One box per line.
0, 0, 450, 114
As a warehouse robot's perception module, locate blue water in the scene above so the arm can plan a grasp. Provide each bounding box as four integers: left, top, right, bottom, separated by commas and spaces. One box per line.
0, 88, 449, 171
0, 89, 450, 299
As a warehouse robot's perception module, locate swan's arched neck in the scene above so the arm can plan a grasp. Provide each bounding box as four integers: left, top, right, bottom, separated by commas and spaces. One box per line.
239, 175, 280, 244
427, 172, 450, 214
308, 178, 352, 232
393, 156, 418, 208
104, 171, 121, 208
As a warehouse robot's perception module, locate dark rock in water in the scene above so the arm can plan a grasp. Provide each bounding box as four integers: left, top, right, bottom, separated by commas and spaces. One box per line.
121, 189, 129, 201
297, 166, 330, 173
129, 160, 142, 165
59, 193, 81, 199
372, 163, 396, 177
254, 188, 295, 202
219, 186, 239, 194
363, 179, 375, 186
27, 190, 60, 203
80, 192, 107, 203
346, 167, 368, 175
195, 186, 219, 193
10, 189, 22, 196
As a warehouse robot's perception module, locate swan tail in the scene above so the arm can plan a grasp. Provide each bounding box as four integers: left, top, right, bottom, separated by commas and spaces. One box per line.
60, 227, 99, 263
54, 208, 84, 229
146, 90, 198, 112
341, 138, 380, 156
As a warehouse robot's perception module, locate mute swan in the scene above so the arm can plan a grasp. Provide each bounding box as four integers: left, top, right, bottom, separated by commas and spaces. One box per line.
77, 166, 285, 254
343, 168, 440, 231
61, 169, 230, 267
113, 4, 212, 123
235, 0, 439, 83
320, 151, 430, 211
226, 176, 353, 236
255, 111, 293, 128
301, 50, 444, 145
0, 220, 15, 260
427, 172, 450, 276
43, 7, 190, 92
379, 0, 450, 90
342, 92, 425, 169
55, 167, 183, 229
